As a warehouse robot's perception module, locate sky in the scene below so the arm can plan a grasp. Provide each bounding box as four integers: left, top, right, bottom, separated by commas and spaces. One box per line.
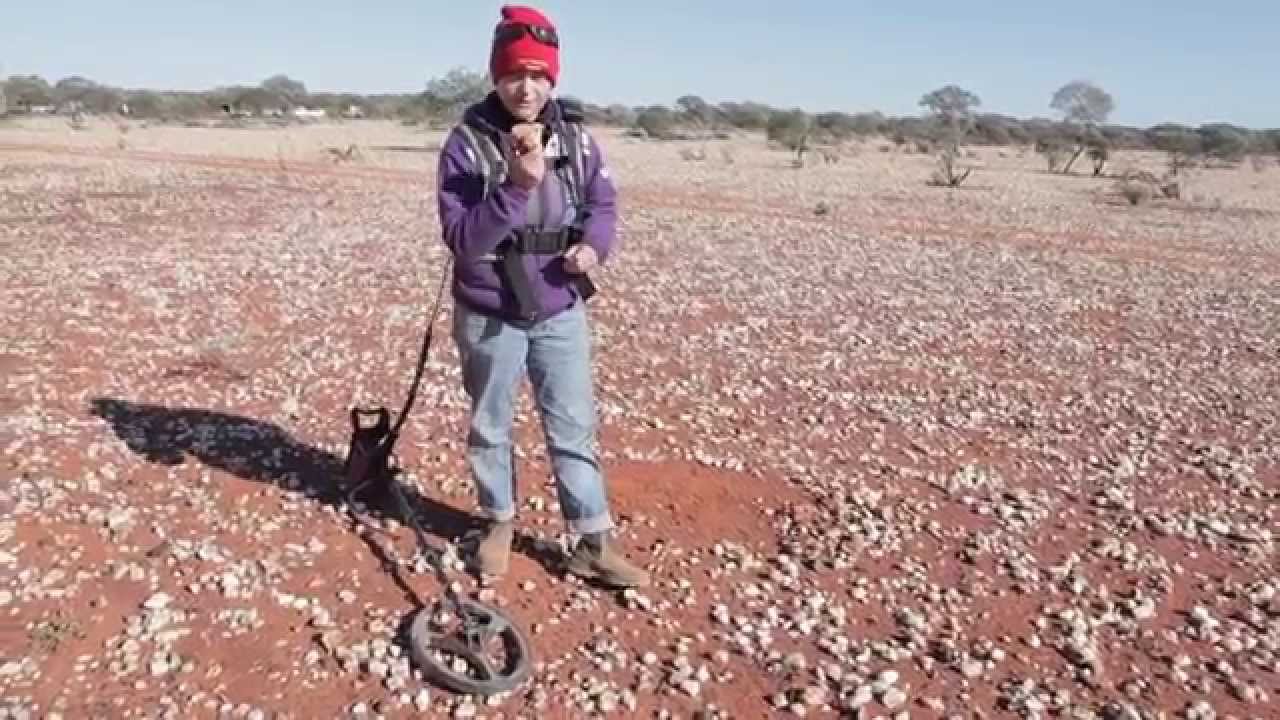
3, 1, 1277, 128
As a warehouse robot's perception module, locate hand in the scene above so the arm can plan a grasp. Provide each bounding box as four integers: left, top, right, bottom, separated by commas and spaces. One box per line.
505, 123, 545, 190
510, 122, 542, 154
563, 244, 598, 274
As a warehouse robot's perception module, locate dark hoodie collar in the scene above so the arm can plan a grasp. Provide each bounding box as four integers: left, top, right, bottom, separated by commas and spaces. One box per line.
466, 91, 561, 136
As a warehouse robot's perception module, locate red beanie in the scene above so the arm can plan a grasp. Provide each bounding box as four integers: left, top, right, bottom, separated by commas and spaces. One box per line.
490, 5, 561, 86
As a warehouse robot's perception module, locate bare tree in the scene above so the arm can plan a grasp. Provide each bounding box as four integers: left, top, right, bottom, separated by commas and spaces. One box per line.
1050, 81, 1114, 174
919, 85, 980, 187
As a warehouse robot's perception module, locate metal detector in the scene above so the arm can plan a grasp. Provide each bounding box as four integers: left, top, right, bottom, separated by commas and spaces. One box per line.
340, 259, 534, 696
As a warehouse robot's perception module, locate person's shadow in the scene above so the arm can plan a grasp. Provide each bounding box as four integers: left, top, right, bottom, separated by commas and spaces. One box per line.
88, 396, 594, 595
87, 396, 495, 604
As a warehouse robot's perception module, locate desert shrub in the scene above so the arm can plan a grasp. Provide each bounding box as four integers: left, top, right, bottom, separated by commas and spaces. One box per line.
1036, 137, 1073, 172
327, 144, 363, 163
1100, 125, 1148, 149
971, 114, 1019, 146
717, 101, 772, 131
1147, 124, 1202, 176
849, 112, 887, 136
1003, 123, 1033, 146
813, 112, 861, 142
928, 144, 974, 188
421, 68, 486, 121
635, 106, 679, 140
1114, 169, 1181, 204
679, 147, 707, 162
767, 109, 811, 154
1117, 180, 1151, 205
675, 95, 718, 129
1263, 129, 1280, 154
1197, 124, 1251, 164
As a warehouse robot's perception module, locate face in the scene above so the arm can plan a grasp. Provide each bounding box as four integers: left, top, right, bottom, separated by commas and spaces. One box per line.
494, 66, 553, 122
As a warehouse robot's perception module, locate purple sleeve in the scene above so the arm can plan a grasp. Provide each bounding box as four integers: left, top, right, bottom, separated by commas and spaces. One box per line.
579, 131, 619, 264
436, 128, 531, 262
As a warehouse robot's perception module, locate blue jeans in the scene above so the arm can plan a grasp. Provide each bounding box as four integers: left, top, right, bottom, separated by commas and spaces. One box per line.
451, 300, 614, 535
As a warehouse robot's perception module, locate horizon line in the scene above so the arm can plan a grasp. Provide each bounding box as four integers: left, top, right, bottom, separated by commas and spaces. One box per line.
5, 68, 1276, 132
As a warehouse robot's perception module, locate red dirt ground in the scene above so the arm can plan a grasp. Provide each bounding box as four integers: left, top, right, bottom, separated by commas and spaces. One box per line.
2, 135, 1278, 719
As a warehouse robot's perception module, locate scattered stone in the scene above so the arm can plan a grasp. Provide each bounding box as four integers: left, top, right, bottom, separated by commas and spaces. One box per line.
1129, 597, 1157, 621
149, 655, 170, 677
1185, 700, 1216, 720
882, 687, 908, 710
848, 685, 875, 709
9, 125, 1280, 720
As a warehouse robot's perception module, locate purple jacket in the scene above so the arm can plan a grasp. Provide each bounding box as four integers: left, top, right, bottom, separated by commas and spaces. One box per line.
436, 93, 619, 324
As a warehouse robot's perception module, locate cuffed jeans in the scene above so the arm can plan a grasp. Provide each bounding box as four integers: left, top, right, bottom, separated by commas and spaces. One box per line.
451, 300, 614, 535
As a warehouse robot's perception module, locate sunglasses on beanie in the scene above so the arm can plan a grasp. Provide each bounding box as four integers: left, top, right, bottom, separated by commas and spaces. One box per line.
494, 22, 559, 48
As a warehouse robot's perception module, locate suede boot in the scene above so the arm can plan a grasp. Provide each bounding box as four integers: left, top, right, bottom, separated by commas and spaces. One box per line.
473, 520, 514, 576
566, 532, 650, 588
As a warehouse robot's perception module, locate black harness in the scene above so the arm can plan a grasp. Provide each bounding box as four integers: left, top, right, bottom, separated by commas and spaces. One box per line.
456, 99, 597, 321
496, 227, 595, 322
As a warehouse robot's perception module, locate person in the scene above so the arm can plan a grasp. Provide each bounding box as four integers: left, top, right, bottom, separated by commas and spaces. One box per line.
435, 5, 649, 588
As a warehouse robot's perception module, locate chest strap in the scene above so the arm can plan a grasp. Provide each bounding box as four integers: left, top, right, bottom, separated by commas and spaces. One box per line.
509, 227, 580, 255
489, 227, 595, 321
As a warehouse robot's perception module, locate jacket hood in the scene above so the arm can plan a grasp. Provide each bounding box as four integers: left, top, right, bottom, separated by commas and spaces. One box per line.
463, 91, 566, 137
